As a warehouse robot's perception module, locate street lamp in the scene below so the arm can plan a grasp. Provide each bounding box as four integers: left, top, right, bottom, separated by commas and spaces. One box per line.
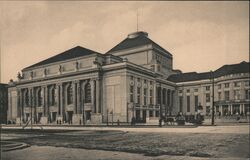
210, 71, 215, 125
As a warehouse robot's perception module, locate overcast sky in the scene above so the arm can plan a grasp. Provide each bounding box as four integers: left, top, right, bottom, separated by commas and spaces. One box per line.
0, 1, 249, 83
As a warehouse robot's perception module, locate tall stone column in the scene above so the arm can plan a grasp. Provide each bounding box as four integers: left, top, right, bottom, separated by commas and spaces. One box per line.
17, 89, 21, 118
76, 80, 80, 114
72, 81, 77, 114
59, 83, 63, 116
91, 79, 96, 113
56, 84, 60, 115
44, 86, 48, 117
96, 78, 101, 113
20, 89, 23, 122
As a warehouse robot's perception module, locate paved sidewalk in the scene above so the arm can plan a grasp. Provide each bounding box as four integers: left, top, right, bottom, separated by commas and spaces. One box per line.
2, 125, 249, 134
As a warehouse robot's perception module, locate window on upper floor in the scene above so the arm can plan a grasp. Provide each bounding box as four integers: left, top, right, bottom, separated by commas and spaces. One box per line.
149, 89, 153, 105
150, 81, 153, 85
186, 89, 190, 93
137, 78, 140, 82
234, 90, 241, 100
130, 76, 133, 80
224, 83, 230, 88
234, 82, 241, 87
224, 91, 230, 101
85, 83, 91, 103
245, 81, 249, 87
205, 86, 210, 91
245, 90, 250, 100
144, 80, 147, 84
137, 87, 141, 104
194, 88, 198, 92
218, 92, 222, 101
178, 90, 183, 94
130, 86, 134, 103
206, 93, 210, 102
218, 84, 221, 89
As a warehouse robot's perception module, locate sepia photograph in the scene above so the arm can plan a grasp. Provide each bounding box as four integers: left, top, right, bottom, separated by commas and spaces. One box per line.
0, 1, 249, 160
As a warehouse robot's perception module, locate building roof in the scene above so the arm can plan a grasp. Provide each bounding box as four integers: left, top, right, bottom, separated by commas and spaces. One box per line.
23, 46, 101, 70
106, 31, 172, 56
167, 61, 249, 83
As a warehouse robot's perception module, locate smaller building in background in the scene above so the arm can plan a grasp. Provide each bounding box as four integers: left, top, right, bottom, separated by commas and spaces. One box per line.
168, 61, 250, 122
0, 83, 8, 124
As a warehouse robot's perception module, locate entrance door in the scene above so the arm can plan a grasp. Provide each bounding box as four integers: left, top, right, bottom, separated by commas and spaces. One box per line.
37, 113, 42, 123
52, 112, 57, 122
135, 110, 140, 122
68, 111, 73, 124
85, 111, 91, 121
25, 113, 30, 122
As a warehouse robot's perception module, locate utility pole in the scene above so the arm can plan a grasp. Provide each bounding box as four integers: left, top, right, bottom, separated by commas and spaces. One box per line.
211, 71, 215, 125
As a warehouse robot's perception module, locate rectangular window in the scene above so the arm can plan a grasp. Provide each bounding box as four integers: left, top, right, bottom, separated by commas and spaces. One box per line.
149, 110, 153, 117
186, 89, 190, 93
194, 95, 198, 111
234, 90, 241, 100
130, 86, 134, 102
206, 93, 210, 102
137, 78, 140, 82
144, 80, 147, 84
245, 81, 249, 86
178, 90, 183, 94
137, 87, 141, 104
234, 82, 240, 87
205, 86, 210, 91
225, 83, 230, 88
150, 81, 153, 85
179, 96, 183, 112
218, 92, 221, 100
187, 96, 190, 112
224, 91, 230, 101
143, 88, 147, 105
194, 88, 198, 92
130, 76, 133, 80
155, 111, 159, 117
245, 90, 250, 99
149, 89, 153, 105
218, 84, 221, 89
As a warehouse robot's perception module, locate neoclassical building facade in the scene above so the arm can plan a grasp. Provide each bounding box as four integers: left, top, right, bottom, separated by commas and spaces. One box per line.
7, 31, 250, 125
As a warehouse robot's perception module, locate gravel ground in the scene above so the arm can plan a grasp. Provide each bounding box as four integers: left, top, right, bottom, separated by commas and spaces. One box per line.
1, 125, 249, 159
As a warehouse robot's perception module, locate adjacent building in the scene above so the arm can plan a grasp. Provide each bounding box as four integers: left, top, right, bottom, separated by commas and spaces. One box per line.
7, 31, 250, 125
0, 83, 8, 124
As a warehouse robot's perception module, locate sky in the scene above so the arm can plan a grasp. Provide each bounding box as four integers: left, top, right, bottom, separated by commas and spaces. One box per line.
0, 1, 249, 83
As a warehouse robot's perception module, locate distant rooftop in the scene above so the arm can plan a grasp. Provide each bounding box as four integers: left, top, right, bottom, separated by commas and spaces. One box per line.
23, 46, 101, 70
106, 31, 172, 56
167, 61, 249, 83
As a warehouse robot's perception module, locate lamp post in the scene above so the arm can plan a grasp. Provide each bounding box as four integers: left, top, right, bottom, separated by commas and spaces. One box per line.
210, 71, 215, 125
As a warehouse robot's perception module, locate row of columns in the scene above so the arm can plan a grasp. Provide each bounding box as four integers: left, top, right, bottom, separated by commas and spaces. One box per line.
157, 85, 175, 117
17, 78, 102, 123
218, 104, 248, 116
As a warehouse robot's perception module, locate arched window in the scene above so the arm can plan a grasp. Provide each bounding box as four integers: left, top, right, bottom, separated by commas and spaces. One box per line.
85, 83, 91, 103
25, 90, 29, 106
49, 87, 55, 106
67, 84, 73, 105
38, 89, 42, 106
